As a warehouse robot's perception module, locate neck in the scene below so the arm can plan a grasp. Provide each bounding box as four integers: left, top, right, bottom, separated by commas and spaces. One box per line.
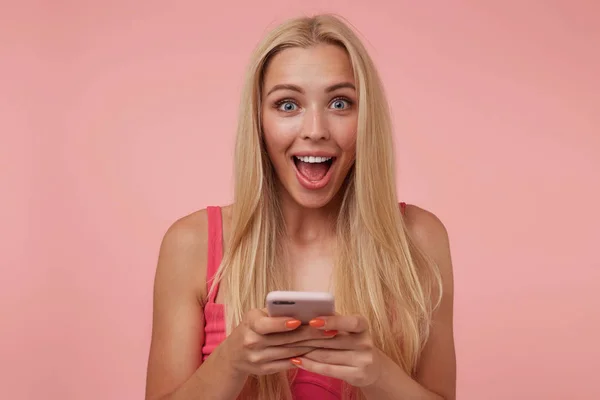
277, 187, 343, 245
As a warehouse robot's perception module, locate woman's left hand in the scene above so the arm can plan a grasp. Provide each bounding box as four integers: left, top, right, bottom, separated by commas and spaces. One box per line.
286, 315, 384, 388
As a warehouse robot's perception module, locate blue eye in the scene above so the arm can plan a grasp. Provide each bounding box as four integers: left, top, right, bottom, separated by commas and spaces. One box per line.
330, 99, 350, 110
278, 101, 298, 112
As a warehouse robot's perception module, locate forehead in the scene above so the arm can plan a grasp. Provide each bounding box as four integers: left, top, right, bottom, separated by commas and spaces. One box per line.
262, 44, 355, 89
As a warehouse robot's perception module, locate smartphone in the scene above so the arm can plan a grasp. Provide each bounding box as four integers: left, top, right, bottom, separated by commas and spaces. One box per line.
266, 290, 335, 324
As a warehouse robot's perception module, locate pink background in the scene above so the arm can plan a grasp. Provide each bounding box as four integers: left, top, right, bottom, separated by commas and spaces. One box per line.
2, 1, 599, 399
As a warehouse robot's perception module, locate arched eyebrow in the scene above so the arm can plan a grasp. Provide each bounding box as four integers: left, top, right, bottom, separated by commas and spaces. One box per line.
266, 82, 356, 96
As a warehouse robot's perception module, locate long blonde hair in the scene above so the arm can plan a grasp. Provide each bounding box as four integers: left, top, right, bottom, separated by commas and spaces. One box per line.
210, 14, 443, 400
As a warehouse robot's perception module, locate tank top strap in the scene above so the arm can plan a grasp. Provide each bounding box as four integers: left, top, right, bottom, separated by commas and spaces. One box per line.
400, 201, 407, 215
206, 206, 223, 303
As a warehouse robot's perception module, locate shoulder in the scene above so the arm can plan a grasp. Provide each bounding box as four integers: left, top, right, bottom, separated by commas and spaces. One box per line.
402, 203, 453, 288
155, 205, 234, 302
402, 204, 456, 395
160, 209, 209, 260
402, 204, 450, 255
155, 209, 211, 303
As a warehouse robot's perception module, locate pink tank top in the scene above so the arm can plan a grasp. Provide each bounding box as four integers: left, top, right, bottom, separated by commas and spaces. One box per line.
201, 203, 407, 399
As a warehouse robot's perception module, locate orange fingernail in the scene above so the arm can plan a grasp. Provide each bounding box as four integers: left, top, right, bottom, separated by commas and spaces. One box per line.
309, 319, 325, 328
290, 358, 302, 366
285, 320, 301, 329
323, 330, 338, 336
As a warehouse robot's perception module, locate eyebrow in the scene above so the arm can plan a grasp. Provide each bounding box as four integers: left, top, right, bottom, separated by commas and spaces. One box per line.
266, 82, 356, 96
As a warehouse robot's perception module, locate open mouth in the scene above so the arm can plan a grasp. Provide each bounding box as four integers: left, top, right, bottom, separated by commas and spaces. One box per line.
293, 155, 335, 182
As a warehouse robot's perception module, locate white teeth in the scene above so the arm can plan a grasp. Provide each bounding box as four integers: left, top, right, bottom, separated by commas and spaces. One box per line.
295, 156, 332, 163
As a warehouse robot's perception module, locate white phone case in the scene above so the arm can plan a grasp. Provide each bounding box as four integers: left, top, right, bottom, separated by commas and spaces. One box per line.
266, 291, 335, 324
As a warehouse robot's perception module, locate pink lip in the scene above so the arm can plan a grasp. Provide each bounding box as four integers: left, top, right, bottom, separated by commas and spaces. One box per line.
292, 157, 336, 190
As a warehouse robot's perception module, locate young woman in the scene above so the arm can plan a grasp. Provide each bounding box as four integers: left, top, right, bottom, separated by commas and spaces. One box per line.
145, 14, 456, 400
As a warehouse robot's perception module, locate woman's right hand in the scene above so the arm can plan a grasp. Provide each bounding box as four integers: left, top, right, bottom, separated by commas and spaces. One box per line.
222, 308, 333, 377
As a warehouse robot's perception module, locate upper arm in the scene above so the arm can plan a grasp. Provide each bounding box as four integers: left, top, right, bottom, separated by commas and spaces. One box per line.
145, 210, 209, 400
404, 204, 456, 400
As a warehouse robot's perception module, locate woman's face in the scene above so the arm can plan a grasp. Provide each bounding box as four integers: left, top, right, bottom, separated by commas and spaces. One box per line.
261, 44, 358, 209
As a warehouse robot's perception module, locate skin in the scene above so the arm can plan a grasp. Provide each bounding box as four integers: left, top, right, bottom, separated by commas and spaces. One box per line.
145, 44, 456, 400
260, 44, 358, 291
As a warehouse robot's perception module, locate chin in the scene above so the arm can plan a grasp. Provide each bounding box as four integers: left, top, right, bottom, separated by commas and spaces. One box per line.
287, 178, 348, 210
291, 192, 336, 209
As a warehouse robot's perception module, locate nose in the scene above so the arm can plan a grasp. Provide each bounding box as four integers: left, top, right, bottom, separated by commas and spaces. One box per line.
301, 107, 330, 141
